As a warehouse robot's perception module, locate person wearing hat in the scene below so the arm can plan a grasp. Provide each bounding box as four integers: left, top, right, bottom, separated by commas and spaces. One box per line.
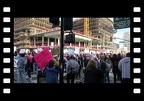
17, 49, 28, 83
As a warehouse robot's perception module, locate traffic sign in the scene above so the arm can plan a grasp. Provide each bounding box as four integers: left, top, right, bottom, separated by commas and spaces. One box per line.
119, 41, 125, 43
114, 17, 130, 29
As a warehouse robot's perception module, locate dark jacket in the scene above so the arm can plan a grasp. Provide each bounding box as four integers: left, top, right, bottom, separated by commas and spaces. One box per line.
83, 68, 104, 83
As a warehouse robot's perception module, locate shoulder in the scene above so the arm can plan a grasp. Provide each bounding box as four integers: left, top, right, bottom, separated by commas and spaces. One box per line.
119, 58, 125, 63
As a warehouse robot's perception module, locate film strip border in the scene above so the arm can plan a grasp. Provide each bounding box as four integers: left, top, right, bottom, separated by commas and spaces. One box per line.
2, 7, 11, 94
1, 6, 142, 95
133, 7, 142, 94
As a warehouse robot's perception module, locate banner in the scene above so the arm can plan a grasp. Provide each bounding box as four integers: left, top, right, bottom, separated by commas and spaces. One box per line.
74, 47, 80, 54
68, 49, 74, 54
34, 48, 53, 70
37, 48, 43, 52
19, 49, 25, 54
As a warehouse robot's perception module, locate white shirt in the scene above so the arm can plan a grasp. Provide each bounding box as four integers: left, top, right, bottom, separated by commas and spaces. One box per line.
118, 57, 130, 79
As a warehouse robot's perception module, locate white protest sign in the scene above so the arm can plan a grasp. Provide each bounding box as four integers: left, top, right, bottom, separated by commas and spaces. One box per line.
37, 48, 43, 52
19, 49, 25, 54
74, 47, 80, 54
84, 49, 89, 53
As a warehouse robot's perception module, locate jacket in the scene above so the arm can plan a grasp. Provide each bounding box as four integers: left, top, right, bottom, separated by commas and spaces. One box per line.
83, 68, 104, 83
44, 66, 60, 83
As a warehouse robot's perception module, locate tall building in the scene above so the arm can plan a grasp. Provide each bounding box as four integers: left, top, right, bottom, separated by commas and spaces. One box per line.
123, 31, 130, 52
14, 18, 52, 49
73, 18, 114, 51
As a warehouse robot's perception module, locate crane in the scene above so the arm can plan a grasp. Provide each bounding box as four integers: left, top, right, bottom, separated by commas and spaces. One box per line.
84, 18, 89, 36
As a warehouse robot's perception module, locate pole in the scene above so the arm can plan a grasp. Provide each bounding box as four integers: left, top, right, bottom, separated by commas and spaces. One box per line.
59, 17, 64, 83
114, 37, 130, 42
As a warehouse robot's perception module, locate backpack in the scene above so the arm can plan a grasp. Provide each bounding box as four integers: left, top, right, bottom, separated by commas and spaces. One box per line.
69, 60, 78, 74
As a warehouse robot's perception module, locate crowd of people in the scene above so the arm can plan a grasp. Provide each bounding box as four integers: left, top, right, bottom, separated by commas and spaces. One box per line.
14, 50, 130, 83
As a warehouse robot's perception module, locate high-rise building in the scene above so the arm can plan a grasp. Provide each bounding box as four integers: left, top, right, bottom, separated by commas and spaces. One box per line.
123, 31, 130, 52
73, 18, 114, 51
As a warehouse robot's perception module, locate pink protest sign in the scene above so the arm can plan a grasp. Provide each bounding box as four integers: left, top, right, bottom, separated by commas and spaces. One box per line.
34, 48, 53, 70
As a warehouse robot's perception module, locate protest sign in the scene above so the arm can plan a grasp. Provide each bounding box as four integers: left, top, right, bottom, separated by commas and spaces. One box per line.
34, 48, 53, 70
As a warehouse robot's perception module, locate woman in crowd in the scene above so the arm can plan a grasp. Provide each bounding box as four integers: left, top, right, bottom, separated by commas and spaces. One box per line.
83, 59, 104, 83
17, 53, 27, 83
44, 60, 62, 83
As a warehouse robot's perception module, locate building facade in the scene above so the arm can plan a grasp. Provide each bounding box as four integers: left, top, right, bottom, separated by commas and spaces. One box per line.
14, 18, 52, 49
73, 18, 114, 51
123, 31, 130, 52
14, 18, 115, 54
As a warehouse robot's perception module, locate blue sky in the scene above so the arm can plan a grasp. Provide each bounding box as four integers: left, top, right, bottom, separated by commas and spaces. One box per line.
113, 28, 130, 43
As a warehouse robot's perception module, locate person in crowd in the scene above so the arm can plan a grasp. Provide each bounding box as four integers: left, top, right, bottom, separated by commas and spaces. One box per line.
66, 55, 79, 83
100, 56, 110, 83
104, 56, 112, 83
83, 59, 104, 83
26, 55, 32, 81
84, 57, 90, 69
44, 60, 62, 83
80, 54, 84, 69
109, 54, 120, 83
17, 53, 27, 83
118, 52, 130, 83
94, 57, 100, 69
32, 51, 38, 74
76, 56, 82, 79
28, 53, 33, 72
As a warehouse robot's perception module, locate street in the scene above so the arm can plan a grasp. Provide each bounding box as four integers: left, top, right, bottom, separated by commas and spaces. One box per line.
14, 67, 37, 83
37, 68, 121, 83
63, 69, 121, 83
14, 67, 121, 83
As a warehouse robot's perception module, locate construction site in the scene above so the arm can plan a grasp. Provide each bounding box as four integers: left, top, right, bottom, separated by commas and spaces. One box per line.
14, 18, 116, 54
73, 18, 114, 51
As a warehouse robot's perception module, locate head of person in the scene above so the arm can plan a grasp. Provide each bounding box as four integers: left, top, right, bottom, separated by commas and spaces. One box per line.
48, 60, 55, 67
105, 56, 110, 60
113, 54, 117, 58
19, 53, 25, 57
86, 59, 97, 70
100, 56, 105, 61
70, 55, 74, 60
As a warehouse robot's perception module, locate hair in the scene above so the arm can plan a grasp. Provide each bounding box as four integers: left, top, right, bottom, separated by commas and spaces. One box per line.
105, 56, 110, 60
20, 53, 25, 57
126, 52, 130, 57
113, 54, 117, 58
48, 60, 55, 67
70, 55, 74, 59
86, 59, 97, 70
14, 51, 17, 55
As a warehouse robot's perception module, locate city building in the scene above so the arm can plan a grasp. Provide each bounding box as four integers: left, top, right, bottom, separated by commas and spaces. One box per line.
123, 31, 130, 52
14, 18, 115, 54
73, 18, 114, 51
14, 18, 52, 50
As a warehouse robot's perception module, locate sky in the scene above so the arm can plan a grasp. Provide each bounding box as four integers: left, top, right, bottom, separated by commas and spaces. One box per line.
113, 28, 130, 44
